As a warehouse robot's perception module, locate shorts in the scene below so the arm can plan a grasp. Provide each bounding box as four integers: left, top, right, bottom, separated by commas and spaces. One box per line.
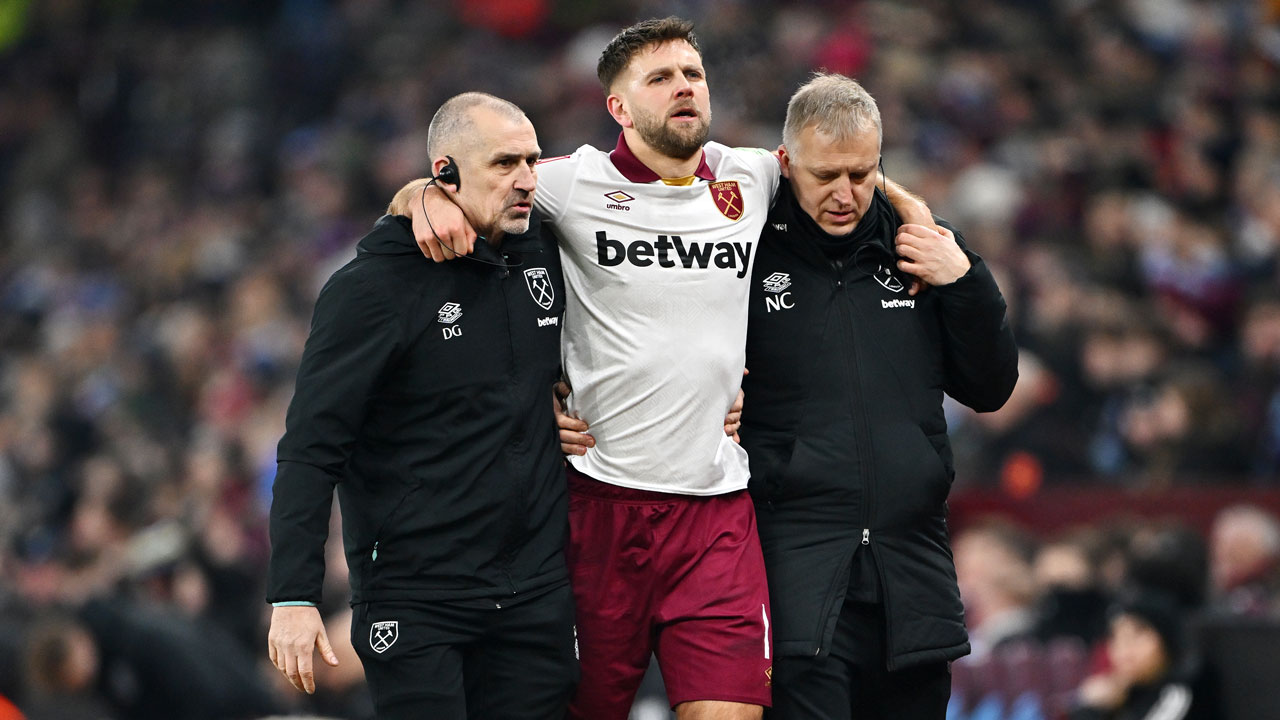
565, 465, 772, 719
352, 583, 578, 720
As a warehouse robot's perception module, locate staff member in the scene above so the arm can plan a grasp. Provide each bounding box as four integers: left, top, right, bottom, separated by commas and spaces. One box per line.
741, 74, 1018, 719
265, 92, 577, 719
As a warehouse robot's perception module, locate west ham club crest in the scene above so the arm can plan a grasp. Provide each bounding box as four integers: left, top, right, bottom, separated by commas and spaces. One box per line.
370, 620, 398, 653
710, 181, 744, 221
524, 268, 554, 310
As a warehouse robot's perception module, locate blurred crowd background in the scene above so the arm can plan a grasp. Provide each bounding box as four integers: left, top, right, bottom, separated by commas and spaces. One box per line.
2, 0, 1280, 718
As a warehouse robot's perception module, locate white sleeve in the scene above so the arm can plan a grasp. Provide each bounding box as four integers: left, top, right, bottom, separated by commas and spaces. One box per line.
736, 146, 782, 205
533, 147, 585, 225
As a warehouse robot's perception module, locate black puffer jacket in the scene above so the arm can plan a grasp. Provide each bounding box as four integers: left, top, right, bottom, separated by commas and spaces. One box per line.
741, 180, 1018, 670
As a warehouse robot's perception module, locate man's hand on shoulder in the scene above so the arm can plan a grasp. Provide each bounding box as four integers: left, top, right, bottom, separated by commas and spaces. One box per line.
879, 176, 940, 295
387, 179, 477, 262
267, 605, 339, 694
894, 224, 971, 288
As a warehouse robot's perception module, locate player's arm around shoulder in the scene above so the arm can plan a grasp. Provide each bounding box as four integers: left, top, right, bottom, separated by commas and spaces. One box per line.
386, 178, 477, 263
530, 147, 584, 225
728, 144, 783, 202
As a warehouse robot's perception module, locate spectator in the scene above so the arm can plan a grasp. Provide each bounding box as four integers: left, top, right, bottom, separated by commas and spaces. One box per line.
1125, 521, 1210, 611
1236, 292, 1280, 477
1033, 529, 1111, 648
1209, 505, 1280, 616
1118, 362, 1243, 483
953, 521, 1040, 661
21, 615, 115, 720
1068, 591, 1219, 720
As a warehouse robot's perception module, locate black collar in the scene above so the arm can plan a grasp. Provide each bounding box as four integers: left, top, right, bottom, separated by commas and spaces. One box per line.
772, 179, 897, 261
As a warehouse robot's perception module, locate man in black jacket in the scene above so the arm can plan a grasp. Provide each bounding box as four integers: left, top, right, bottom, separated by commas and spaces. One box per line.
265, 92, 577, 719
740, 74, 1018, 719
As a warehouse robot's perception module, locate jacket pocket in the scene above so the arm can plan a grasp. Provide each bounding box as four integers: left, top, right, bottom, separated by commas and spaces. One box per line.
361, 482, 426, 592
924, 431, 954, 484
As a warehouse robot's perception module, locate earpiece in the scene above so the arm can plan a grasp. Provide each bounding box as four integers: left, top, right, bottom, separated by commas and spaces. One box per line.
435, 155, 461, 190
419, 165, 514, 269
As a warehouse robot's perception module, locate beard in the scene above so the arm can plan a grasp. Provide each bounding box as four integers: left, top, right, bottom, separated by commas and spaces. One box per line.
496, 214, 531, 237
631, 105, 711, 160
494, 191, 533, 237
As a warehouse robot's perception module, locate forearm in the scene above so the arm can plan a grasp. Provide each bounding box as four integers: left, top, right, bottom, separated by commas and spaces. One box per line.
881, 175, 936, 229
267, 461, 339, 604
387, 177, 435, 216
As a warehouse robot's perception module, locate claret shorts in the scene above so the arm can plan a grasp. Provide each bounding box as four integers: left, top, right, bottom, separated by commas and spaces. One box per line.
565, 465, 773, 719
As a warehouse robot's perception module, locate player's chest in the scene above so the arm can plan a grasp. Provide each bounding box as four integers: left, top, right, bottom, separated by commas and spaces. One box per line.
563, 178, 767, 278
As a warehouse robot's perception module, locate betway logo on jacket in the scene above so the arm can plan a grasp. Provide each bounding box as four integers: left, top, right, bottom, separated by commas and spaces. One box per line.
596, 231, 752, 279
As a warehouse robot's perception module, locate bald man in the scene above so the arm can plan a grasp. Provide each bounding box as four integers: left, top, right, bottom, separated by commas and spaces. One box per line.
266, 92, 577, 719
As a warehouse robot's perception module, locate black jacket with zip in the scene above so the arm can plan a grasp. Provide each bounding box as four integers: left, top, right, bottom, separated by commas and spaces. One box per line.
267, 213, 569, 606
741, 180, 1018, 669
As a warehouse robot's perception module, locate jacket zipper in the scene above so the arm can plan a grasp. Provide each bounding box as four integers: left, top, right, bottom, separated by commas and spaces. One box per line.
838, 260, 897, 668
498, 254, 523, 597
364, 483, 425, 591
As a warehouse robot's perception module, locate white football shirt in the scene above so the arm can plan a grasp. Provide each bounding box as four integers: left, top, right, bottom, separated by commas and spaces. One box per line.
536, 134, 780, 495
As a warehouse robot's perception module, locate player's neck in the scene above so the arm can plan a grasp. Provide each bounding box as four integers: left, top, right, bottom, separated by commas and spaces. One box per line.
624, 129, 703, 181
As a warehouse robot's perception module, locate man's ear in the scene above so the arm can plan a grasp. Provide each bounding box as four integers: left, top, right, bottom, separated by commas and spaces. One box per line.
606, 94, 633, 129
430, 156, 460, 194
777, 144, 792, 179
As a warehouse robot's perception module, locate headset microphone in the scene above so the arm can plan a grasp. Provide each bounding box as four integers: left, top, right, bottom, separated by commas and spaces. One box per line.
435, 155, 461, 190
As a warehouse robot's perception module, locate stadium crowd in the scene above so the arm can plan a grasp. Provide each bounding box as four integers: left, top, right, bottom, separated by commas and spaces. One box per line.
1, 0, 1279, 718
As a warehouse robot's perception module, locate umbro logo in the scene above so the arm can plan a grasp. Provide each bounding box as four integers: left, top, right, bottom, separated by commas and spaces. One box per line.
437, 302, 462, 324
762, 272, 790, 293
438, 302, 462, 340
763, 272, 794, 313
604, 190, 634, 212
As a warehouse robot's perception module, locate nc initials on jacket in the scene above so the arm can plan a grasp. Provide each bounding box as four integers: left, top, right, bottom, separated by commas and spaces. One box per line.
765, 293, 794, 312
595, 231, 753, 278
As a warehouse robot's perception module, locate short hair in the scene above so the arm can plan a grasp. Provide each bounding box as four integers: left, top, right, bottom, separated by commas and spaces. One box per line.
597, 16, 701, 92
1214, 504, 1280, 556
427, 92, 526, 159
782, 73, 882, 154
